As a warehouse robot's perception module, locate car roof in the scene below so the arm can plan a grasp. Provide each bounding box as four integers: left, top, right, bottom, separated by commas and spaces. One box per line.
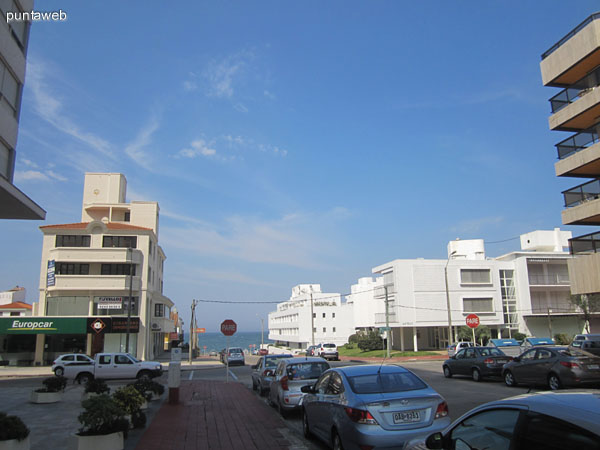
463, 390, 600, 435
264, 354, 293, 359
336, 364, 411, 377
281, 356, 327, 364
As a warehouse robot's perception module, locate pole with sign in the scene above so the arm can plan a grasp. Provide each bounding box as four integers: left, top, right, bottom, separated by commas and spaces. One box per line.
466, 314, 480, 344
221, 319, 237, 382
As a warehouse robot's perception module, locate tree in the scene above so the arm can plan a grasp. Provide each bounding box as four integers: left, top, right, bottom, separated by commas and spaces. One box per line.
569, 294, 600, 333
455, 325, 491, 345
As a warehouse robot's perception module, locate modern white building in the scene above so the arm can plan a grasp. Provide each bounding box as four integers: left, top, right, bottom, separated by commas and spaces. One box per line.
0, 173, 175, 365
0, 0, 45, 220
268, 284, 354, 349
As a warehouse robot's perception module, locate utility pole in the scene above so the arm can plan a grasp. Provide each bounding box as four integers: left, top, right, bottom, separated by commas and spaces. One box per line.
261, 317, 264, 349
189, 299, 198, 364
445, 251, 457, 346
547, 307, 553, 338
310, 291, 315, 346
384, 285, 391, 359
126, 245, 134, 353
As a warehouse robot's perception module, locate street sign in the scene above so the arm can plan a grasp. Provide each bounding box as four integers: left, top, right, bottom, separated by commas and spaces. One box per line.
196, 328, 206, 333
379, 327, 391, 331
220, 319, 237, 336
466, 314, 480, 329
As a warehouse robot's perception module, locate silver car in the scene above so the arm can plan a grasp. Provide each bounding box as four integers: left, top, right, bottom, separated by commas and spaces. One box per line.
251, 354, 293, 396
415, 390, 600, 450
268, 357, 331, 418
225, 347, 245, 366
301, 364, 451, 450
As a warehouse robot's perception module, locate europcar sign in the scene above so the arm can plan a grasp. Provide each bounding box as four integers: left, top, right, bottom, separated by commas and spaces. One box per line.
0, 317, 86, 334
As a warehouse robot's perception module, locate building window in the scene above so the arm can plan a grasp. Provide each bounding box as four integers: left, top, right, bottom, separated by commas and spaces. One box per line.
9, 311, 20, 316
333, 327, 336, 333
56, 235, 91, 247
124, 211, 130, 222
332, 313, 336, 319
0, 0, 29, 51
322, 313, 326, 318
149, 241, 153, 255
0, 140, 11, 180
0, 59, 20, 114
102, 236, 137, 248
101, 264, 136, 276
56, 263, 89, 275
463, 297, 494, 313
323, 327, 326, 333
155, 303, 164, 317
46, 296, 89, 316
313, 327, 316, 333
460, 269, 491, 285
93, 296, 138, 316
313, 313, 316, 318
500, 270, 517, 328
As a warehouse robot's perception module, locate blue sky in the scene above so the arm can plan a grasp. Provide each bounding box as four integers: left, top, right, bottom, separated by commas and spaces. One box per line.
2, 1, 598, 332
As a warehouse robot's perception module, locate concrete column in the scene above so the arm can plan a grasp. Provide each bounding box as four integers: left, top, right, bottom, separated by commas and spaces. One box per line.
413, 327, 418, 352
33, 334, 45, 366
400, 327, 405, 352
168, 361, 181, 404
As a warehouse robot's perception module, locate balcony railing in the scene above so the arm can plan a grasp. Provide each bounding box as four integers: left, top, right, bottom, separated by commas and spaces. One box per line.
556, 124, 600, 160
562, 179, 600, 208
569, 231, 600, 255
374, 312, 397, 324
528, 274, 570, 286
541, 13, 600, 60
549, 65, 600, 113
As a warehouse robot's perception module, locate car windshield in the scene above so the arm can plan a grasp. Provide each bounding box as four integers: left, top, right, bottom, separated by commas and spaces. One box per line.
286, 362, 329, 380
348, 371, 427, 394
323, 344, 336, 348
129, 355, 140, 363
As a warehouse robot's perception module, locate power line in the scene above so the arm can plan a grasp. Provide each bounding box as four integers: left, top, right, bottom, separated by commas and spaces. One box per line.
486, 236, 520, 244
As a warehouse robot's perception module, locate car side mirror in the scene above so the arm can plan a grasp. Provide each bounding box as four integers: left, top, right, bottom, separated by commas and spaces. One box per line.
301, 385, 315, 394
425, 432, 444, 449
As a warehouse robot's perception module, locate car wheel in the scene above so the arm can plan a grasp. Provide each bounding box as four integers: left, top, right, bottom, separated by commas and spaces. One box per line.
277, 399, 288, 419
302, 409, 312, 439
504, 370, 517, 387
77, 373, 93, 385
137, 370, 151, 382
332, 430, 344, 450
443, 365, 452, 378
548, 373, 562, 390
472, 368, 481, 382
252, 379, 257, 391
258, 384, 265, 396
54, 367, 64, 377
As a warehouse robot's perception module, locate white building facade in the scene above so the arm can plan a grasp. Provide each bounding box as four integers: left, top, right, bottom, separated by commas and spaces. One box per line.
268, 284, 354, 349
8, 173, 177, 365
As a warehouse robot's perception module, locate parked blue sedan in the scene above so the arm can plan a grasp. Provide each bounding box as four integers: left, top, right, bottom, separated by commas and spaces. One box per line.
301, 364, 451, 450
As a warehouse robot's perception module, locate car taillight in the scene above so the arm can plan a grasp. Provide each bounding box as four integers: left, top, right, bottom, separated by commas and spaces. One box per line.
483, 358, 494, 364
560, 361, 580, 369
280, 375, 289, 391
435, 401, 448, 419
344, 407, 378, 424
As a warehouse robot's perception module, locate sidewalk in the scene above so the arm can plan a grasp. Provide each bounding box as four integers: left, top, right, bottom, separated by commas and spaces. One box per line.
134, 380, 291, 450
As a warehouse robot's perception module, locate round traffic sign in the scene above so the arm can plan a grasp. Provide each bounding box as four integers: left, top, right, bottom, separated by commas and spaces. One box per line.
220, 319, 237, 336
466, 314, 480, 329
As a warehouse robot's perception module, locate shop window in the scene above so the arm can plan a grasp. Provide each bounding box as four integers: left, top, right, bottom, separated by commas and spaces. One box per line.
46, 296, 89, 316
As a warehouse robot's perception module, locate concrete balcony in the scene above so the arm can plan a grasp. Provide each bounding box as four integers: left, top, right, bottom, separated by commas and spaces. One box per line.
556, 139, 600, 178
48, 274, 141, 291
568, 252, 600, 295
541, 14, 600, 87
549, 86, 600, 131
48, 247, 143, 264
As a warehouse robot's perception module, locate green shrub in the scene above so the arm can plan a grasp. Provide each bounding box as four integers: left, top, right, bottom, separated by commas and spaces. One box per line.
84, 378, 110, 395
348, 333, 360, 344
0, 412, 29, 441
112, 385, 145, 415
513, 332, 527, 342
36, 375, 67, 393
128, 379, 164, 401
357, 330, 384, 352
554, 333, 571, 345
78, 394, 128, 438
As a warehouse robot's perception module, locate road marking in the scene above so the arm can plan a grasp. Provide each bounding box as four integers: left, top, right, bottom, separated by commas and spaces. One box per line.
228, 370, 238, 380
188, 370, 194, 380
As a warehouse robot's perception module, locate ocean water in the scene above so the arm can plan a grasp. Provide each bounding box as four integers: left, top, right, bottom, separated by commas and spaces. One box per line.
184, 331, 274, 354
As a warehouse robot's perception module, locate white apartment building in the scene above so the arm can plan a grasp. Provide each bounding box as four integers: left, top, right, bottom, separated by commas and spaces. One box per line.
1, 173, 175, 365
268, 284, 354, 349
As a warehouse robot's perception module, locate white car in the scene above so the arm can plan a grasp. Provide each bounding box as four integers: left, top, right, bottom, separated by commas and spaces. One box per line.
447, 342, 474, 357
51, 353, 94, 376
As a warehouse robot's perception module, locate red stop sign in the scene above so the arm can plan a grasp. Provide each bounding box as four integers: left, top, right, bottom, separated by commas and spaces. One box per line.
466, 314, 480, 329
220, 319, 237, 336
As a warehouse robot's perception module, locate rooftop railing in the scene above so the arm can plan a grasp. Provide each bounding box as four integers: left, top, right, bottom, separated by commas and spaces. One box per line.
562, 178, 600, 208
569, 231, 600, 255
541, 12, 600, 60
556, 124, 600, 159
549, 66, 600, 113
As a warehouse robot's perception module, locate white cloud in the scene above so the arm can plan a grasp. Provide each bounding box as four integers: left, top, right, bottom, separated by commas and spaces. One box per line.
203, 50, 254, 99
177, 139, 218, 159
14, 170, 50, 182
264, 90, 276, 100
182, 80, 198, 92
234, 103, 248, 113
124, 117, 160, 170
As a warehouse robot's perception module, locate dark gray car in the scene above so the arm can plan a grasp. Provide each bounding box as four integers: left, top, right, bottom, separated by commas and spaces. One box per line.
502, 345, 600, 390
443, 346, 512, 381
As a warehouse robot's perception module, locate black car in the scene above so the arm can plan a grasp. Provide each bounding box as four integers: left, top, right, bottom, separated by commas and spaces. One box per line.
443, 346, 512, 382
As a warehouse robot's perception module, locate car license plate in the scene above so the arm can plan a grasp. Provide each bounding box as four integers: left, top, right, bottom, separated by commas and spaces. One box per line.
393, 410, 420, 424
496, 359, 508, 364
588, 364, 599, 370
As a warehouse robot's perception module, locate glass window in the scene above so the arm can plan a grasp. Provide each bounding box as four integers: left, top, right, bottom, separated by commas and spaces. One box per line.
102, 236, 137, 248
464, 349, 476, 359
124, 211, 130, 222
99, 355, 112, 364
536, 349, 554, 360
327, 372, 344, 395
348, 371, 427, 394
2, 68, 18, 109
0, 140, 11, 179
450, 409, 520, 450
463, 298, 494, 313
155, 303, 164, 317
520, 350, 536, 361
104, 333, 137, 354
56, 235, 91, 247
461, 269, 491, 284
322, 313, 326, 318
100, 264, 135, 276
455, 349, 466, 359
62, 355, 74, 362
115, 354, 133, 364
56, 263, 89, 275
314, 372, 332, 394
46, 296, 89, 316
517, 411, 600, 450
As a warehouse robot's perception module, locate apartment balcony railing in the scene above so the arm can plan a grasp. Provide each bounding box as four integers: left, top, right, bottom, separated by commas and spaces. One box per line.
542, 13, 600, 60
550, 65, 600, 113
562, 179, 600, 208
374, 312, 398, 324
528, 274, 570, 286
530, 304, 580, 314
569, 231, 600, 255
556, 124, 600, 160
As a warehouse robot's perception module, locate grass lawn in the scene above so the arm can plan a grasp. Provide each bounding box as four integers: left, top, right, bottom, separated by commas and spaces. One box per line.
338, 345, 442, 358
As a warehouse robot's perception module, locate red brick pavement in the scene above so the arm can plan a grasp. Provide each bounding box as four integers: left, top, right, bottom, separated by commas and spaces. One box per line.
135, 380, 290, 450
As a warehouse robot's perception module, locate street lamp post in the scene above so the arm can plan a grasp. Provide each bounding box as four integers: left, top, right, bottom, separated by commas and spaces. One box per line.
256, 314, 264, 349
444, 250, 457, 346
